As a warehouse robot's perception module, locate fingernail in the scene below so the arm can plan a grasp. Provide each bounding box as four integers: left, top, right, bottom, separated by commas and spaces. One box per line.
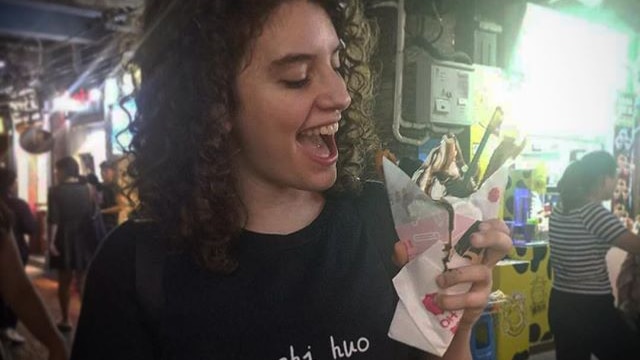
436, 274, 446, 288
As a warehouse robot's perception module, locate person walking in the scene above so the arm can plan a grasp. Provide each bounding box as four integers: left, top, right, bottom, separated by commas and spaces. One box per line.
548, 150, 640, 360
48, 156, 99, 333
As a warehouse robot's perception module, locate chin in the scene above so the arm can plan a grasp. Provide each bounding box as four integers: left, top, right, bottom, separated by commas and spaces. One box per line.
315, 178, 338, 192
308, 172, 337, 192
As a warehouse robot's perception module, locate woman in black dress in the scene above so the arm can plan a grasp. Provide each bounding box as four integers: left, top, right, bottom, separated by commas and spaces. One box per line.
48, 156, 98, 332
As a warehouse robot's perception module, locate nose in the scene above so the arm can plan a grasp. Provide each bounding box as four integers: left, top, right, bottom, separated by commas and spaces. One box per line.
316, 67, 352, 113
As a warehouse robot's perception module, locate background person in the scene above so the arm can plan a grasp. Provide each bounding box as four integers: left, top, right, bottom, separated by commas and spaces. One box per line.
0, 167, 38, 344
48, 156, 99, 333
548, 150, 640, 360
71, 1, 512, 359
0, 199, 68, 360
617, 252, 640, 335
98, 161, 126, 233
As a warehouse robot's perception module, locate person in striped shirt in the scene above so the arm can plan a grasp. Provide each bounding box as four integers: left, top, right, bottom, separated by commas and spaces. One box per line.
548, 150, 640, 360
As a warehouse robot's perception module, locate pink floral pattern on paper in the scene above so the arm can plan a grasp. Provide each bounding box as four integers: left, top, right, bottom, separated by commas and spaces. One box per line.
423, 292, 462, 334
422, 293, 444, 315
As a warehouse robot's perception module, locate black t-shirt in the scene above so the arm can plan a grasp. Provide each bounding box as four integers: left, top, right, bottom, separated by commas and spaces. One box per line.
71, 182, 420, 360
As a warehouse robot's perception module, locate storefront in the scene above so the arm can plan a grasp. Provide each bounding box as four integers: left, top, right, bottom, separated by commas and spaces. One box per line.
468, 4, 638, 359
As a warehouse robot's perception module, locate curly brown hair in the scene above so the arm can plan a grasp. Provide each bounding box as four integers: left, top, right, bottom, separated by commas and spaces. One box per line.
127, 0, 380, 273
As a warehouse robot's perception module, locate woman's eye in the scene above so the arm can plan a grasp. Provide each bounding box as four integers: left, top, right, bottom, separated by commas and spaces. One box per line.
282, 78, 310, 89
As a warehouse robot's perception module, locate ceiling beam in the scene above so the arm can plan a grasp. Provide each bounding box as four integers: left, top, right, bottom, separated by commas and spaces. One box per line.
0, 0, 109, 44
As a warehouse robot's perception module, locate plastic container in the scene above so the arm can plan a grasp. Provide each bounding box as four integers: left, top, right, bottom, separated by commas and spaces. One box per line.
470, 311, 496, 360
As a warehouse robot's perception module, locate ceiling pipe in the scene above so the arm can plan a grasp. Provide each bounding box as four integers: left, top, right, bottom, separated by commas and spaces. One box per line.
0, 0, 108, 44
0, 0, 102, 18
391, 0, 433, 146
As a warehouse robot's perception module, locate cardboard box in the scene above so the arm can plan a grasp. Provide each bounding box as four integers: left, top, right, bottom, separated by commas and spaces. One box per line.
508, 242, 554, 346
492, 260, 531, 360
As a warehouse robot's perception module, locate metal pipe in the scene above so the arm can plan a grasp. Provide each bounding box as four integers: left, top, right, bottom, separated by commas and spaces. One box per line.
370, 1, 398, 9
392, 0, 432, 146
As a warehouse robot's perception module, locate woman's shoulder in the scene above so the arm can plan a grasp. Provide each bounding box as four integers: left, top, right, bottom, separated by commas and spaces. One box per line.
52, 182, 88, 194
356, 180, 389, 206
328, 180, 388, 214
553, 201, 605, 216
579, 201, 611, 216
109, 219, 164, 242
93, 220, 165, 267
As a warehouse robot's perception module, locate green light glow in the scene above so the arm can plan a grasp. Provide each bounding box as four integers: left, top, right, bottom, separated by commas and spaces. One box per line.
509, 3, 630, 140
577, 0, 603, 8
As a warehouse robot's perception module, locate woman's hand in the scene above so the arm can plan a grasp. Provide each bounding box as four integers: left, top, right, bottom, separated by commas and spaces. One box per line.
441, 219, 511, 328
393, 219, 512, 359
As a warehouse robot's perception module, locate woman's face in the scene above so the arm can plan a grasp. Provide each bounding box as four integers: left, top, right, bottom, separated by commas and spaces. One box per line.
232, 0, 351, 194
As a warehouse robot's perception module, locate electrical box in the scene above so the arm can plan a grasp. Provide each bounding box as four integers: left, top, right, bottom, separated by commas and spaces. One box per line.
415, 53, 474, 126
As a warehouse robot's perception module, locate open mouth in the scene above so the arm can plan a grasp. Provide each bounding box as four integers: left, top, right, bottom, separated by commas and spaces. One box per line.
297, 122, 339, 159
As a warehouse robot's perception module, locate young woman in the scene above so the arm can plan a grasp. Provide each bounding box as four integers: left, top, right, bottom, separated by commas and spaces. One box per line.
71, 1, 511, 359
48, 156, 99, 332
549, 150, 640, 360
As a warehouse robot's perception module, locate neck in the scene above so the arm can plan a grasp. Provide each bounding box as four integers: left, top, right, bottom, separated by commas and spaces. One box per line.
586, 190, 608, 204
238, 182, 325, 235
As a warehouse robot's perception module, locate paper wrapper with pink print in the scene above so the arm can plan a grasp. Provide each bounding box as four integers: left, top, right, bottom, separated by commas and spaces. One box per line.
382, 158, 510, 356
445, 163, 511, 221
390, 241, 473, 356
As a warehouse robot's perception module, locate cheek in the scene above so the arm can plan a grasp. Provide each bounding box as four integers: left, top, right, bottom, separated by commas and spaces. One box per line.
238, 102, 306, 140
233, 111, 289, 158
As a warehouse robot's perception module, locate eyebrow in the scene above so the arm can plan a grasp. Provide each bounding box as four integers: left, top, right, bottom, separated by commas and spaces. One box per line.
271, 53, 314, 68
270, 43, 343, 70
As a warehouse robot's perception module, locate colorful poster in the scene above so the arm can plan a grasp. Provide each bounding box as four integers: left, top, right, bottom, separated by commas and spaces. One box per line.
613, 93, 635, 226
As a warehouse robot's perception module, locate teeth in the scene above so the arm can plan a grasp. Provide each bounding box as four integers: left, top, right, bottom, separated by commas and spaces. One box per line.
300, 123, 339, 137
313, 136, 323, 148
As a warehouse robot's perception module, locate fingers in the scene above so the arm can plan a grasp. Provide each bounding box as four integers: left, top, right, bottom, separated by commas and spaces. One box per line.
472, 219, 513, 267
478, 218, 510, 234
435, 264, 492, 311
392, 240, 409, 267
393, 219, 512, 268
